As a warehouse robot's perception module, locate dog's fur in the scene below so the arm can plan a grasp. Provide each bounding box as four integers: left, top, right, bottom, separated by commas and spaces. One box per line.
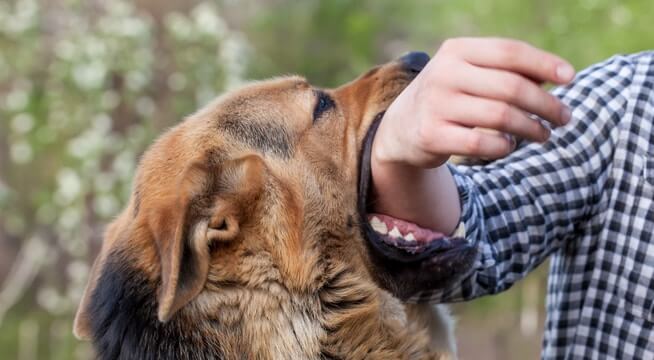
74, 56, 473, 359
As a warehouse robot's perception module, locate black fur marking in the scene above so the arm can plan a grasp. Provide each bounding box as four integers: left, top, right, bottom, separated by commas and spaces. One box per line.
322, 294, 369, 313
320, 349, 344, 360
178, 208, 202, 292
87, 251, 225, 360
321, 268, 347, 292
319, 268, 370, 313
218, 115, 293, 158
178, 239, 198, 291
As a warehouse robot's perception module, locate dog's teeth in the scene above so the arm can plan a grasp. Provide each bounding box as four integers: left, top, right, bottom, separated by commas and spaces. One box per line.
404, 233, 416, 242
370, 217, 388, 234
389, 227, 401, 238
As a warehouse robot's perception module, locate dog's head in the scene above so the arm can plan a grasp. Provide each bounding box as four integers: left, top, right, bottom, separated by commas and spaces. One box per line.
74, 52, 475, 352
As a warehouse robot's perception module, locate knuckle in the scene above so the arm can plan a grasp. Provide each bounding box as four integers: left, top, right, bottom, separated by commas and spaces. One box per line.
439, 38, 464, 54
490, 103, 512, 128
427, 61, 461, 85
424, 58, 448, 78
439, 39, 455, 53
415, 123, 435, 150
548, 94, 563, 117
464, 132, 483, 154
496, 40, 524, 62
422, 64, 456, 90
504, 78, 524, 100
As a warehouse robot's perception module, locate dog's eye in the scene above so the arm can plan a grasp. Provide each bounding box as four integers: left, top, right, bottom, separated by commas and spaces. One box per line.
313, 91, 335, 122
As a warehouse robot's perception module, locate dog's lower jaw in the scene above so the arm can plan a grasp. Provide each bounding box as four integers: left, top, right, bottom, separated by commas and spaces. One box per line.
356, 115, 477, 300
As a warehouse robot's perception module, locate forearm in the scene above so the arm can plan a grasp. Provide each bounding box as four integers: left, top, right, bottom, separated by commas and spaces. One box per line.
409, 54, 632, 303
368, 38, 573, 236
367, 38, 580, 302
370, 156, 461, 235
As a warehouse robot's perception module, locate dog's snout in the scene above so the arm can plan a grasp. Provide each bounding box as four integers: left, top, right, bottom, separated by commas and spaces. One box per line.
399, 51, 430, 73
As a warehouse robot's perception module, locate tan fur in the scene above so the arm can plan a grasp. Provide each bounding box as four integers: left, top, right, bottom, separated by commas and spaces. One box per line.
75, 59, 458, 359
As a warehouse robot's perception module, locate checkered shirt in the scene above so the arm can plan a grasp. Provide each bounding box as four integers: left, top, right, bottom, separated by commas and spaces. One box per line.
412, 52, 654, 359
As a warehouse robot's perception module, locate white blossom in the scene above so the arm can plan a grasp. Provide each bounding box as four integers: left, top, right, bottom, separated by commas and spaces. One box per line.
10, 113, 34, 134
10, 141, 32, 164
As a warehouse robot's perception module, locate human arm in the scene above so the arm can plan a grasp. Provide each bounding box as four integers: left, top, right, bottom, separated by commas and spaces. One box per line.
372, 40, 634, 301
372, 37, 575, 234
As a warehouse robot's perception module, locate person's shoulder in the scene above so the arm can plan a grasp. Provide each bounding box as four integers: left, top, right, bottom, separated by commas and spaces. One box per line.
623, 51, 654, 81
605, 51, 654, 91
598, 51, 654, 78
570, 51, 654, 93
596, 51, 653, 64
578, 53, 636, 78
621, 50, 654, 62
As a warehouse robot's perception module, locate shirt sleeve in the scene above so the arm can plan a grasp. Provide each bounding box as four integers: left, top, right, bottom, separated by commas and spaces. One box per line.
410, 54, 637, 303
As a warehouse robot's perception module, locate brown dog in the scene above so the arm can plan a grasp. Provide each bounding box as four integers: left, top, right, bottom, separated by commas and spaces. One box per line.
73, 52, 476, 359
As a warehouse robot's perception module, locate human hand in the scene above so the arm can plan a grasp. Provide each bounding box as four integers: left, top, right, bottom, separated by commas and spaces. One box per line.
373, 37, 575, 169
370, 38, 575, 232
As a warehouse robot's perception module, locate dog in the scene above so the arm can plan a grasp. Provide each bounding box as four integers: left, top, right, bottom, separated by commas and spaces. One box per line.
73, 52, 476, 359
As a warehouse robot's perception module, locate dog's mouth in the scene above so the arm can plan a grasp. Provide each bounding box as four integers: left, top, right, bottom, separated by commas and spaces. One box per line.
356, 113, 477, 299
366, 212, 460, 257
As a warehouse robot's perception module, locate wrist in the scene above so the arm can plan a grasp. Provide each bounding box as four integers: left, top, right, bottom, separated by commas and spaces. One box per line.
370, 110, 461, 233
371, 154, 459, 233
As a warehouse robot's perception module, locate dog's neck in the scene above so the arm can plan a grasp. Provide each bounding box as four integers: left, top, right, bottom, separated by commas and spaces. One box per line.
87, 250, 439, 359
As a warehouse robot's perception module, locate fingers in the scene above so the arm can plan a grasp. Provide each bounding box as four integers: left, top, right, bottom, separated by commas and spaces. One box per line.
417, 125, 514, 161
442, 94, 550, 143
439, 37, 575, 85
375, 37, 575, 168
449, 63, 570, 127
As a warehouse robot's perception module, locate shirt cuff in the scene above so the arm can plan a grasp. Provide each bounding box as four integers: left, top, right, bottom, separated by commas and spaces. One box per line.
447, 164, 481, 241
447, 164, 495, 270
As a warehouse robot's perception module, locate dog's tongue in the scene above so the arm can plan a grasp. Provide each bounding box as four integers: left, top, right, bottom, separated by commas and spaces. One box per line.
367, 213, 445, 243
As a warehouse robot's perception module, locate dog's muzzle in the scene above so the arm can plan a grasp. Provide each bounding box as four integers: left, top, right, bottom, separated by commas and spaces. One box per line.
356, 110, 477, 299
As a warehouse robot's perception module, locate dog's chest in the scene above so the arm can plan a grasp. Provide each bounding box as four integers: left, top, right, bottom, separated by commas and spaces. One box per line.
196, 289, 326, 358
257, 311, 324, 358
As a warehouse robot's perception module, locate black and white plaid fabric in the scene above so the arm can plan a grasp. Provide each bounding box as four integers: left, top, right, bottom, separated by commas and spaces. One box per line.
411, 52, 654, 359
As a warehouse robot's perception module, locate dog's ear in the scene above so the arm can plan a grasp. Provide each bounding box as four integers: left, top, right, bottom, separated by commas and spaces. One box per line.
73, 155, 266, 339
156, 154, 266, 322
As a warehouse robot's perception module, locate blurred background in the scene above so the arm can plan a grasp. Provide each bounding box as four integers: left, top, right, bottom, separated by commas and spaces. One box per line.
0, 0, 651, 358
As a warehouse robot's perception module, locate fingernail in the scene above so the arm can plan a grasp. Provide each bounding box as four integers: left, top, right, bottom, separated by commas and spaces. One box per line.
504, 133, 517, 149
560, 106, 572, 125
556, 63, 575, 81
541, 127, 551, 142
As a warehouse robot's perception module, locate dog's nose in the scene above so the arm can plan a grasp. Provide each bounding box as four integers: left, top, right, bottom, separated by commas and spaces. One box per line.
399, 51, 430, 73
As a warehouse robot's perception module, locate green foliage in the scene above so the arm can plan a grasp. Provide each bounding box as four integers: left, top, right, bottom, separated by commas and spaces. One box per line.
242, 0, 413, 86
242, 0, 653, 85
0, 0, 246, 357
